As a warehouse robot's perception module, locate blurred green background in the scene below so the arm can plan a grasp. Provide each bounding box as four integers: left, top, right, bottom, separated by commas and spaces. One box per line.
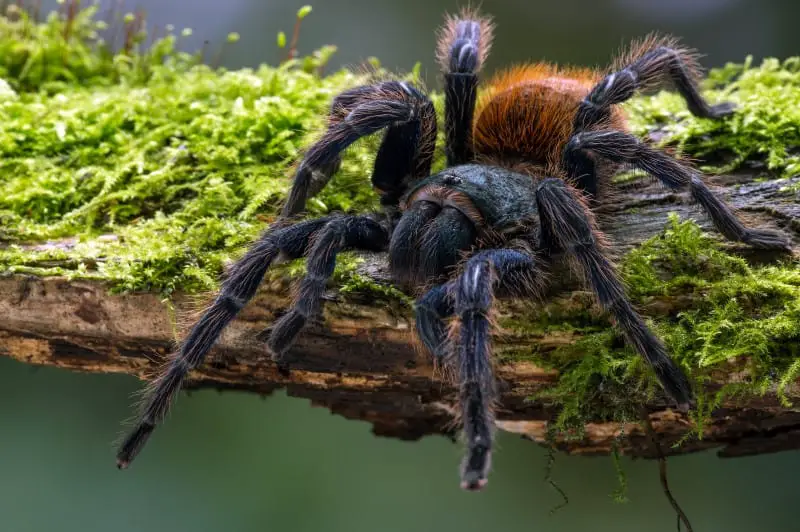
2, 357, 799, 532
36, 0, 800, 78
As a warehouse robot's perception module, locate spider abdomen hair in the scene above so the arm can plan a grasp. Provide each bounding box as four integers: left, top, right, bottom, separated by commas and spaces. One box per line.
473, 63, 627, 177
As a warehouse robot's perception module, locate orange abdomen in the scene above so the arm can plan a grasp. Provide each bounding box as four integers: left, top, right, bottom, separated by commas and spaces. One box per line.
473, 63, 627, 172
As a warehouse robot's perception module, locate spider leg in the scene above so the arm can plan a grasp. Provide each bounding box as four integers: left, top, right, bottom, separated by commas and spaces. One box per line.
267, 215, 388, 364
417, 249, 546, 490
415, 282, 454, 359
565, 130, 791, 250
436, 9, 494, 166
116, 214, 387, 468
566, 38, 734, 195
576, 38, 734, 133
536, 178, 694, 405
283, 81, 437, 217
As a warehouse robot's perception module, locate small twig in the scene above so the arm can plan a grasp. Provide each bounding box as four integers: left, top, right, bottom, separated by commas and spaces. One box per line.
211, 41, 226, 70
63, 0, 78, 41
147, 23, 162, 53
287, 13, 302, 61
641, 408, 694, 532
543, 429, 569, 515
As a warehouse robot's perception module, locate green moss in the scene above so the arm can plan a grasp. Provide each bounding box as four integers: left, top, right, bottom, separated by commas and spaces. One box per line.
1, 7, 798, 430
0, 7, 446, 298
334, 256, 414, 307
0, 48, 389, 294
511, 214, 800, 435
0, 5, 429, 297
0, 3, 199, 92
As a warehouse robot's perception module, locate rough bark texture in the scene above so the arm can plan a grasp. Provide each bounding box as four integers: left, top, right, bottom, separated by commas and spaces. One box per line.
2, 170, 799, 458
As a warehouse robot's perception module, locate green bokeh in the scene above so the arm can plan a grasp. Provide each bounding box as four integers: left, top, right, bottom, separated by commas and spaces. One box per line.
0, 357, 797, 532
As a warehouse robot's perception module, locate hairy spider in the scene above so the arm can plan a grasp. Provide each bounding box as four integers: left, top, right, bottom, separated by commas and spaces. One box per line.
116, 9, 790, 491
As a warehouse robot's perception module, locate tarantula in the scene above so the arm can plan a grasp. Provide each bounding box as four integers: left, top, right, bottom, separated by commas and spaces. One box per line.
116, 9, 790, 490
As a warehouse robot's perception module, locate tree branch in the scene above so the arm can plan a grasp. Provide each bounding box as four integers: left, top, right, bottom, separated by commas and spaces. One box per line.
1, 169, 799, 457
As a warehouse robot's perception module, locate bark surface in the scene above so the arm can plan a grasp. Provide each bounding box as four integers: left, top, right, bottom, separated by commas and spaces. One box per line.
2, 170, 799, 457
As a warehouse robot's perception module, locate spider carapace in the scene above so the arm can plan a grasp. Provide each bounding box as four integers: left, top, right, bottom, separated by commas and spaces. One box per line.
116, 9, 790, 491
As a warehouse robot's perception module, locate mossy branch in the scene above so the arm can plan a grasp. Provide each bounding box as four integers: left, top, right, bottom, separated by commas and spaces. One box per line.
1, 5, 799, 462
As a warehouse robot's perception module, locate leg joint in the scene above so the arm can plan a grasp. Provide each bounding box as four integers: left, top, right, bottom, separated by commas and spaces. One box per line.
455, 258, 494, 314
536, 177, 569, 194
566, 239, 597, 255
215, 293, 245, 313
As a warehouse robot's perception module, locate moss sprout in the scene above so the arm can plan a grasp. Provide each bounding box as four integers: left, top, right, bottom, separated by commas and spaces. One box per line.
0, 1, 201, 92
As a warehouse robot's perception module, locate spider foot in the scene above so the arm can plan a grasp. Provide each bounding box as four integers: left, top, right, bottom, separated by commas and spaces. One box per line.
276, 362, 292, 378
265, 345, 292, 377
116, 421, 155, 470
460, 446, 491, 491
264, 337, 292, 371
741, 228, 792, 251
705, 101, 737, 119
460, 475, 488, 492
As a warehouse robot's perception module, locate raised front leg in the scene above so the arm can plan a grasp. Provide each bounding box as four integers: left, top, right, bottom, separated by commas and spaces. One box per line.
565, 37, 735, 196
436, 9, 494, 166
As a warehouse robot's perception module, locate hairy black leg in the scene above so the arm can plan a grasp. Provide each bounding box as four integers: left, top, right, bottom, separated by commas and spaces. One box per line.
115, 219, 325, 467
453, 249, 545, 490
576, 41, 734, 134
415, 250, 544, 490
281, 86, 380, 207
566, 130, 791, 250
536, 178, 694, 405
282, 81, 436, 217
436, 10, 493, 166
443, 73, 477, 167
115, 216, 372, 468
415, 247, 545, 359
372, 84, 437, 214
566, 39, 734, 194
415, 282, 454, 359
267, 215, 388, 365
